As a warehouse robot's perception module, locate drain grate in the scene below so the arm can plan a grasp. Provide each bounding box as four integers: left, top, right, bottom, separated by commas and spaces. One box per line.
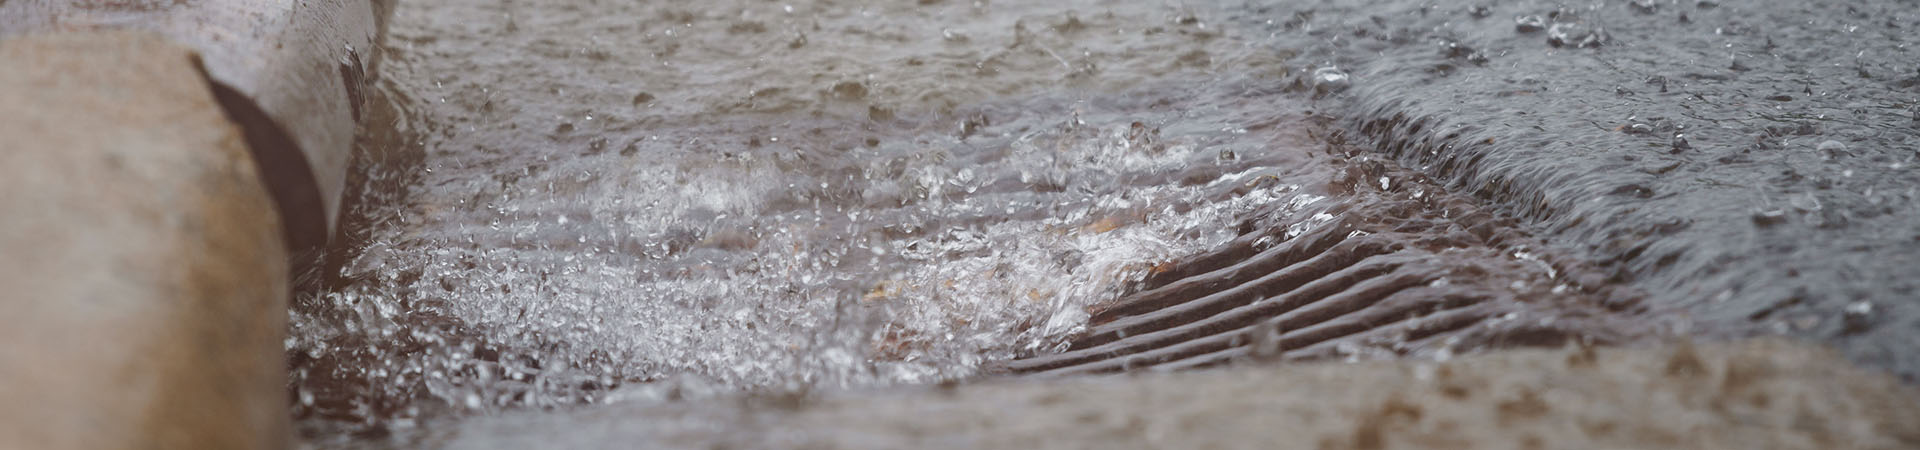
999, 158, 1646, 376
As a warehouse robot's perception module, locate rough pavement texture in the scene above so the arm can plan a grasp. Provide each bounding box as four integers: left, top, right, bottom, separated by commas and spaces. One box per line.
0, 31, 290, 450
1218, 0, 1920, 380
418, 339, 1919, 450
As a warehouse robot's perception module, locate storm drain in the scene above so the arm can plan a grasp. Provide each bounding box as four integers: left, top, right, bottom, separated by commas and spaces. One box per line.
999, 158, 1645, 376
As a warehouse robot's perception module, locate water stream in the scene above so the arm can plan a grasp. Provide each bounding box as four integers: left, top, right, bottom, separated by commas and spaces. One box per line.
288, 0, 1920, 446
291, 0, 1344, 441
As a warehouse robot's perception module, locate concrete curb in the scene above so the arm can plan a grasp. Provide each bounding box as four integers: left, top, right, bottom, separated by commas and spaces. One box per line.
430, 339, 1920, 449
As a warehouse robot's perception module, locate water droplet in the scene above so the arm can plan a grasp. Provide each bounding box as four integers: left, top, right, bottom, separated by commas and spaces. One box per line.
1843, 301, 1875, 333
941, 28, 968, 42
1311, 67, 1351, 95
1789, 192, 1822, 212
1217, 149, 1238, 163
1630, 0, 1659, 14
1515, 15, 1547, 33
1547, 22, 1607, 48
1438, 39, 1488, 65
1817, 140, 1848, 153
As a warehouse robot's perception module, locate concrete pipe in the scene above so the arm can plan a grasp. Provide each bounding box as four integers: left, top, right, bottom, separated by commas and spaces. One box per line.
0, 0, 392, 252
0, 1, 386, 449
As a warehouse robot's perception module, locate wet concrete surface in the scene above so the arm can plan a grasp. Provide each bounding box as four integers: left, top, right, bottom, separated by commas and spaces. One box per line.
1230, 0, 1920, 380
288, 0, 1920, 446
414, 340, 1920, 449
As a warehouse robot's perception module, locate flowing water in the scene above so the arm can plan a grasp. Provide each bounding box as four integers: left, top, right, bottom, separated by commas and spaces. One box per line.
289, 0, 1920, 447
293, 0, 1350, 442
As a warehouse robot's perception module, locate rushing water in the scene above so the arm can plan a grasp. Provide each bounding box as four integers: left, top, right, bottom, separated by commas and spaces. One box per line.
291, 0, 1920, 446
290, 0, 1350, 441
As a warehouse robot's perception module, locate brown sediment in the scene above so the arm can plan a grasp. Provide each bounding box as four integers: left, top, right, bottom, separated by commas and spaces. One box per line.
0, 31, 289, 449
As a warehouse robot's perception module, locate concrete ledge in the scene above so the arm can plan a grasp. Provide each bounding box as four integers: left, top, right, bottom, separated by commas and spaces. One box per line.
434, 339, 1920, 449
0, 31, 289, 450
